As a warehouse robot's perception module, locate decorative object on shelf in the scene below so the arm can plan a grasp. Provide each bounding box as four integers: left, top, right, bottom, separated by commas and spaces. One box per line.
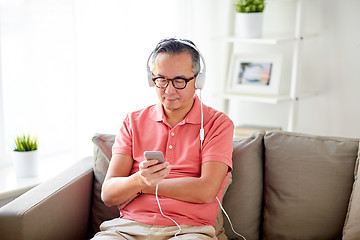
227, 54, 282, 95
234, 0, 265, 38
12, 134, 39, 178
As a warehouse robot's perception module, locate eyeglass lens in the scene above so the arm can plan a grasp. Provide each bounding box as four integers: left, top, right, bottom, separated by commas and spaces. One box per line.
154, 78, 188, 89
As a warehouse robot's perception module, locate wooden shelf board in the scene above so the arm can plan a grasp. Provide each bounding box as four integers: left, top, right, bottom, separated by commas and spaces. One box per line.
223, 93, 293, 104
226, 33, 317, 45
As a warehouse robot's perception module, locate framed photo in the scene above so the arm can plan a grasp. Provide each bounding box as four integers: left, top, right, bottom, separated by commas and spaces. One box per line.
227, 54, 282, 95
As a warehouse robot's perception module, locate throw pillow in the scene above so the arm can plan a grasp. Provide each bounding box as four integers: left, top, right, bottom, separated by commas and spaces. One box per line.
263, 131, 359, 240
343, 142, 360, 239
90, 133, 119, 234
222, 130, 265, 240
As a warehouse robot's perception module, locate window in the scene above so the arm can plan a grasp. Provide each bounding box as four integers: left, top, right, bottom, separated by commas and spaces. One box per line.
0, 0, 188, 166
0, 72, 6, 167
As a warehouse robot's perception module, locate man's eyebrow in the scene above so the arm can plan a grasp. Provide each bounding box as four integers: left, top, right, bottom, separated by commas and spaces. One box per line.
154, 73, 189, 78
154, 73, 165, 77
174, 75, 189, 79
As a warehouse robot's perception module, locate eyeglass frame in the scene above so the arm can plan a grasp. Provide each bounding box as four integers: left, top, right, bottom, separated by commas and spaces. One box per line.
152, 73, 197, 90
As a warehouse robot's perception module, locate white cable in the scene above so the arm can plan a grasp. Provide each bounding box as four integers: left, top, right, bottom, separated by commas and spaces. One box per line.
199, 90, 204, 148
216, 197, 247, 240
155, 184, 182, 237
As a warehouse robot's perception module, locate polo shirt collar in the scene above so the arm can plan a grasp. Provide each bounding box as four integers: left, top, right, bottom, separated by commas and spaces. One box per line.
150, 94, 201, 125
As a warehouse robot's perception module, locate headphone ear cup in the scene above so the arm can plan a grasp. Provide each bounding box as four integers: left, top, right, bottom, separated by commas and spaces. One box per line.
195, 72, 205, 89
195, 52, 206, 90
148, 70, 155, 87
147, 53, 155, 87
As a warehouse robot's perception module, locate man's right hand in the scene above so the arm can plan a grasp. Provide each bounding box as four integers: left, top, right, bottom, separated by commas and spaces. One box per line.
139, 160, 171, 186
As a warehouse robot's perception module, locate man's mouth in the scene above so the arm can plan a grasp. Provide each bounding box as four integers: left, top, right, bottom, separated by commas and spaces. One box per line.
163, 96, 179, 102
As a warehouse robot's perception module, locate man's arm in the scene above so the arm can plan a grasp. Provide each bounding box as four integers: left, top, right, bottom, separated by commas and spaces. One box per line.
142, 161, 229, 204
101, 153, 171, 207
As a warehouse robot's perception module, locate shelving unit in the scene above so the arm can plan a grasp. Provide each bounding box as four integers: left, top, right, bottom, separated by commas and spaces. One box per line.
223, 0, 317, 132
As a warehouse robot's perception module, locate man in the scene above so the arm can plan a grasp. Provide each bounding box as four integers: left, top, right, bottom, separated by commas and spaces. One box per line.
93, 38, 234, 240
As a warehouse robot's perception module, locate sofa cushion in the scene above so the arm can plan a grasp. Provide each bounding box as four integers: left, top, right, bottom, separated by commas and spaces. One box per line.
263, 131, 359, 240
343, 142, 360, 239
91, 133, 120, 234
91, 133, 233, 238
222, 130, 265, 240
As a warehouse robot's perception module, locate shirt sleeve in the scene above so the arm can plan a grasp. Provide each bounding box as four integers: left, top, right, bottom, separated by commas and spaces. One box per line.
112, 114, 133, 156
201, 113, 234, 171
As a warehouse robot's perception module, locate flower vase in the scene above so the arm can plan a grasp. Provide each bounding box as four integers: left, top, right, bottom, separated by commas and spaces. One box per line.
235, 12, 263, 38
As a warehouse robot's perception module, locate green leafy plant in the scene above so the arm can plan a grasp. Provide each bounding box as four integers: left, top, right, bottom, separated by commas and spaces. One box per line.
14, 134, 38, 152
234, 0, 265, 13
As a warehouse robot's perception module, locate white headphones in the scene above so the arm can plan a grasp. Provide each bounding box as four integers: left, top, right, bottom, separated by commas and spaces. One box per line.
146, 39, 206, 90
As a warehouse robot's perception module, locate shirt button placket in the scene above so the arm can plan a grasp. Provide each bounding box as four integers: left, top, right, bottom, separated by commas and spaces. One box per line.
169, 131, 175, 150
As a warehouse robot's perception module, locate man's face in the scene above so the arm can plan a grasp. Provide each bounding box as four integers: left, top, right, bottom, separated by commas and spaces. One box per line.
152, 52, 196, 115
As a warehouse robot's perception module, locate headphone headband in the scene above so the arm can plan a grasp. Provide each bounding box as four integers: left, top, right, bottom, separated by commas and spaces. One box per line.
146, 39, 206, 89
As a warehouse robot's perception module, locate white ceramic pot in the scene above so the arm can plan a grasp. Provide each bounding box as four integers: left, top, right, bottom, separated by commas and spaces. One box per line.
235, 12, 263, 38
12, 150, 39, 178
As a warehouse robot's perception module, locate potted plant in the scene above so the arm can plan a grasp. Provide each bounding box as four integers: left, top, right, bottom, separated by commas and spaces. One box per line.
13, 134, 39, 177
234, 0, 265, 38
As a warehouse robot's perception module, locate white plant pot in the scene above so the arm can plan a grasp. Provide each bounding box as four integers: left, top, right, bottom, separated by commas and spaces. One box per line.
12, 150, 39, 178
235, 12, 263, 38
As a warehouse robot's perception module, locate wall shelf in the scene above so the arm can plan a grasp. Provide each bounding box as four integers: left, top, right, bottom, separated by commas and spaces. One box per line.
226, 33, 317, 45
223, 93, 293, 104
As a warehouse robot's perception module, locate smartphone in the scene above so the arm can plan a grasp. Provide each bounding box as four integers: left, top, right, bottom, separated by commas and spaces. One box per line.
144, 151, 165, 164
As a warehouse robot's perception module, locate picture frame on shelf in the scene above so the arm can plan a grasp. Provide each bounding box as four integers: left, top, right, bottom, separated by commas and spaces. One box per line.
226, 54, 282, 96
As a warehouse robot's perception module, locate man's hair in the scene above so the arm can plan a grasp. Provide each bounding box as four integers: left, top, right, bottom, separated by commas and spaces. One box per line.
150, 38, 201, 75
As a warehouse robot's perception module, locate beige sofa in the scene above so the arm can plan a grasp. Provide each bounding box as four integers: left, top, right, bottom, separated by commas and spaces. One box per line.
0, 131, 359, 240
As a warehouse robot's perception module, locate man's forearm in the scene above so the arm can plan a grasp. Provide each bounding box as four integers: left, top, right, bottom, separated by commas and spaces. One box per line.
102, 172, 145, 207
149, 177, 218, 204
142, 161, 229, 204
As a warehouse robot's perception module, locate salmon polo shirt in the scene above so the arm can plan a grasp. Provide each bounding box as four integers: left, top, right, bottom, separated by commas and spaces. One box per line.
112, 94, 234, 227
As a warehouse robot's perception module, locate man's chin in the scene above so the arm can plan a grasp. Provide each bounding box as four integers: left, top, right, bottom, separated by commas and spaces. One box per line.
162, 102, 180, 112
164, 105, 179, 112
162, 98, 178, 106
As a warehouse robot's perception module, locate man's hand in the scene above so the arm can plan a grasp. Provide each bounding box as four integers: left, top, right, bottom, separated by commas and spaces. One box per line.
139, 160, 171, 186
148, 161, 229, 204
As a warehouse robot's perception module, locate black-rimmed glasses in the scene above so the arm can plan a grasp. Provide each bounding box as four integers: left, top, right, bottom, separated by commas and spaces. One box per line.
152, 74, 196, 90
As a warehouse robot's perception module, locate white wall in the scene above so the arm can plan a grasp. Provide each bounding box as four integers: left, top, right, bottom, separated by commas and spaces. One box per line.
299, 0, 360, 138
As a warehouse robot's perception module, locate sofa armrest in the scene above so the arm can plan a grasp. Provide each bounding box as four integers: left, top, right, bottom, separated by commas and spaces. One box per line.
0, 157, 94, 240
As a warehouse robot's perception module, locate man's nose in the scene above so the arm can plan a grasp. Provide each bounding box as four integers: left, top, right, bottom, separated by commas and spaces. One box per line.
165, 81, 177, 94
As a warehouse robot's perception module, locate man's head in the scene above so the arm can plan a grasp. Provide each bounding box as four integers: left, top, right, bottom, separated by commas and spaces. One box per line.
147, 38, 205, 90
148, 38, 205, 118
